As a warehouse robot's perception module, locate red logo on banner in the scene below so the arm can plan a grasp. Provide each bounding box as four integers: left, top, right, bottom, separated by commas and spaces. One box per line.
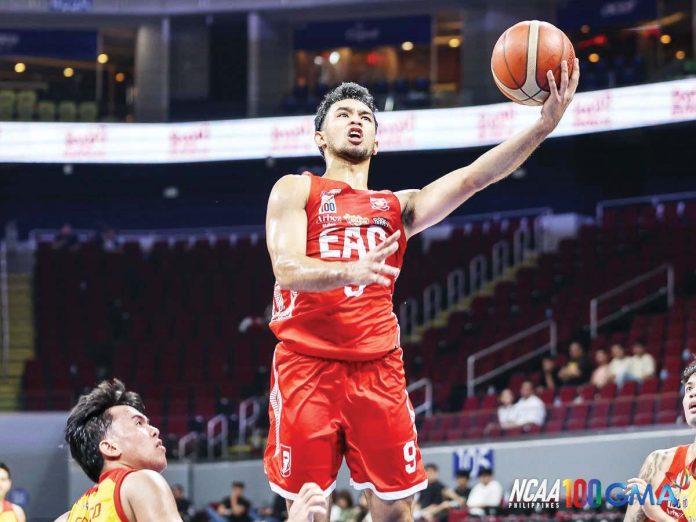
64, 125, 107, 158
572, 92, 612, 128
477, 106, 514, 141
376, 113, 416, 150
672, 88, 696, 117
271, 119, 314, 154
169, 124, 210, 155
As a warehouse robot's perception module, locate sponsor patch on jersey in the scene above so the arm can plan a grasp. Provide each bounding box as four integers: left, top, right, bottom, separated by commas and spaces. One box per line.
319, 189, 341, 215
373, 217, 389, 228
343, 214, 370, 226
317, 214, 342, 226
279, 444, 292, 477
370, 197, 390, 211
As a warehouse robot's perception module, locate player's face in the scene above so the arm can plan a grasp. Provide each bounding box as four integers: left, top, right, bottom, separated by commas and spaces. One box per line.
0, 468, 10, 499
683, 375, 696, 428
103, 405, 167, 473
320, 99, 377, 162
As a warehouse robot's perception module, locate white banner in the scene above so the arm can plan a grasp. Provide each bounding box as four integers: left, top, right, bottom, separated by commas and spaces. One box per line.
1, 78, 695, 164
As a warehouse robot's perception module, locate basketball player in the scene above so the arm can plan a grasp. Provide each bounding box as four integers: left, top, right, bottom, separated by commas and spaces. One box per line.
623, 361, 696, 522
265, 60, 580, 521
0, 463, 26, 522
54, 379, 327, 522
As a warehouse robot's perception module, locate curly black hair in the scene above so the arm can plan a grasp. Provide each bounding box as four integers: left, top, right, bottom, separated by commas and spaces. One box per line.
314, 82, 378, 156
65, 379, 145, 483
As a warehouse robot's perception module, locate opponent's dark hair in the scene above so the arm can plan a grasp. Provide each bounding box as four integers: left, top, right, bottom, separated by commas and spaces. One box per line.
682, 360, 696, 385
314, 82, 378, 156
0, 462, 10, 479
65, 379, 144, 483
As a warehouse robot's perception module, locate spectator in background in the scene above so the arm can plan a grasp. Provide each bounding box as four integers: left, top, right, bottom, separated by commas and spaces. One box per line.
257, 494, 287, 522
515, 381, 546, 428
591, 349, 612, 389
609, 344, 635, 386
208, 481, 252, 522
413, 464, 461, 522
466, 468, 503, 516
557, 342, 592, 386
172, 483, 194, 521
0, 463, 26, 522
630, 340, 656, 382
330, 490, 359, 522
497, 389, 518, 429
53, 222, 78, 251
541, 357, 561, 390
94, 226, 122, 253
453, 469, 472, 506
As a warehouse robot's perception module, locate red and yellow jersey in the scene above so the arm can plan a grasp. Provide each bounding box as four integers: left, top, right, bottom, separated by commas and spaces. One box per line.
270, 173, 407, 361
652, 445, 696, 521
68, 468, 135, 522
0, 500, 19, 522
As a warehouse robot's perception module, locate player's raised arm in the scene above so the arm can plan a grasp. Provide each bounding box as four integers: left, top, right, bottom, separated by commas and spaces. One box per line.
120, 470, 182, 522
266, 174, 400, 291
397, 58, 580, 238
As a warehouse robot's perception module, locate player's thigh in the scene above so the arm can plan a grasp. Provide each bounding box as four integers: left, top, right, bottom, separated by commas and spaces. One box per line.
343, 349, 427, 497
264, 346, 345, 495
365, 490, 415, 522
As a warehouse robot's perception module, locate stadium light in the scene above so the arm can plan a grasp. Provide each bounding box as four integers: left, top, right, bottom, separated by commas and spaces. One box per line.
63, 67, 74, 78
401, 41, 414, 51
14, 63, 26, 73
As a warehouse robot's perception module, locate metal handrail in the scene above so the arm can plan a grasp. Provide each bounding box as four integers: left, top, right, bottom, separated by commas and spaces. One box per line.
406, 378, 432, 418
589, 264, 674, 338
178, 432, 199, 460
467, 320, 557, 396
0, 242, 9, 380
207, 414, 229, 459
237, 398, 261, 446
596, 191, 696, 222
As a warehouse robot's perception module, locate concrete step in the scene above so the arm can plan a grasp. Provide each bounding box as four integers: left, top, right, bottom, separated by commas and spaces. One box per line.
8, 347, 33, 359
3, 361, 26, 377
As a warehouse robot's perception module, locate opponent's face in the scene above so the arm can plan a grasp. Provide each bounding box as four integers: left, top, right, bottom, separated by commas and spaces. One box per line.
0, 468, 10, 499
315, 99, 378, 163
683, 374, 696, 428
100, 405, 167, 473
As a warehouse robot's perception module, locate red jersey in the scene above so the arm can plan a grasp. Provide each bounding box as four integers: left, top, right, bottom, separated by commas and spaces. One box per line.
269, 173, 407, 361
652, 445, 695, 521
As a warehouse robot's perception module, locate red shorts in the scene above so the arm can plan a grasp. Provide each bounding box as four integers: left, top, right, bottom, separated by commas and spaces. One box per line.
264, 344, 427, 501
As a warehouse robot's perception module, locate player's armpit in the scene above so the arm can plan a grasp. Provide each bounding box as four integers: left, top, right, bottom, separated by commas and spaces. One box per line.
120, 469, 182, 522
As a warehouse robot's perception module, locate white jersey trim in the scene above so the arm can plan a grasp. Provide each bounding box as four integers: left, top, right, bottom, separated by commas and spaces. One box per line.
349, 478, 429, 500
268, 480, 337, 501
269, 350, 282, 457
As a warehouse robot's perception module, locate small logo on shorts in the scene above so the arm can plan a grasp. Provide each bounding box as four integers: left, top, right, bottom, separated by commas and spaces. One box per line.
280, 444, 292, 477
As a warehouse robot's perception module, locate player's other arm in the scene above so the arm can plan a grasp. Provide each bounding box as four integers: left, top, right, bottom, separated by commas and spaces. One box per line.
397, 59, 580, 238
267, 175, 400, 292
624, 450, 675, 522
53, 512, 69, 522
120, 469, 182, 522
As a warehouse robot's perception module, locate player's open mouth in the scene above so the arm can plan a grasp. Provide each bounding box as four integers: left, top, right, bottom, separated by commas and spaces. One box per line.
347, 127, 363, 144
156, 439, 165, 450
689, 401, 696, 412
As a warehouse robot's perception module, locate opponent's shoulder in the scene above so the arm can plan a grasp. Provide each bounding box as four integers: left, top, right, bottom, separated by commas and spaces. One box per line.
12, 503, 26, 522
269, 175, 311, 206
53, 512, 69, 522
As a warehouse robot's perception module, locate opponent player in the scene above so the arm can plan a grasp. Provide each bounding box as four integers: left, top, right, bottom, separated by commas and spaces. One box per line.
265, 59, 580, 520
624, 361, 696, 522
55, 379, 327, 522
0, 463, 26, 522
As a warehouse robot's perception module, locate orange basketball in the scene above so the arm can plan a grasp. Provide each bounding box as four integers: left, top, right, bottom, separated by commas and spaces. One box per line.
491, 20, 575, 106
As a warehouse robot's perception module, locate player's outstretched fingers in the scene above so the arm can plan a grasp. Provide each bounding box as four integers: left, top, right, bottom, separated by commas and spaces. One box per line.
559, 60, 569, 95
547, 70, 559, 100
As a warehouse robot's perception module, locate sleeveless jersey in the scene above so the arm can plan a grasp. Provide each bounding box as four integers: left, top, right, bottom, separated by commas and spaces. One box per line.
0, 500, 18, 522
270, 173, 407, 361
68, 468, 136, 522
652, 445, 696, 521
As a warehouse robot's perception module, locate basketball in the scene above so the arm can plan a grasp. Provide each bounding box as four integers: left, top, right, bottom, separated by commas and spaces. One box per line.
491, 20, 575, 106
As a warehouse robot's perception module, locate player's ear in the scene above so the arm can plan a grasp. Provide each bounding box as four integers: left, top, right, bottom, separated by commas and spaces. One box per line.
99, 438, 121, 459
314, 131, 327, 154
372, 137, 379, 156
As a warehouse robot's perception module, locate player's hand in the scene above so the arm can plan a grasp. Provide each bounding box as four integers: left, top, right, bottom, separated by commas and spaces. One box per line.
347, 230, 401, 287
288, 483, 327, 522
540, 58, 580, 133
626, 478, 676, 522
